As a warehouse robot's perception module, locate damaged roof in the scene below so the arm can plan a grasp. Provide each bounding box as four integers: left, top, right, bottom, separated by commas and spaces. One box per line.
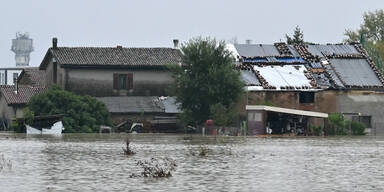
40, 47, 183, 69
96, 96, 181, 114
18, 67, 46, 87
307, 44, 360, 57
231, 42, 384, 91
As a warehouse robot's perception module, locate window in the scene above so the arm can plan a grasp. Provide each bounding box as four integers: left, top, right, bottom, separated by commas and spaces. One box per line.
299, 92, 315, 103
118, 74, 127, 89
113, 73, 133, 90
13, 73, 18, 84
0, 73, 4, 84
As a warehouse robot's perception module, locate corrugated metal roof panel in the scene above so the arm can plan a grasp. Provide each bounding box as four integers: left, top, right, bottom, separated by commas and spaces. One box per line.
254, 65, 313, 90
307, 44, 360, 57
241, 70, 261, 85
330, 58, 383, 86
310, 62, 323, 69
234, 44, 280, 57
312, 73, 332, 87
325, 65, 344, 87
97, 96, 163, 113
287, 45, 301, 57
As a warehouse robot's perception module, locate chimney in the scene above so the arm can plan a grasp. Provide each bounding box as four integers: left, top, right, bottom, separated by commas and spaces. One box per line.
52, 37, 58, 49
173, 39, 179, 49
246, 39, 252, 45
116, 45, 123, 49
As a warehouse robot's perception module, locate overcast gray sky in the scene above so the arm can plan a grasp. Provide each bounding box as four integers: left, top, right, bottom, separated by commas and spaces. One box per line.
0, 0, 383, 67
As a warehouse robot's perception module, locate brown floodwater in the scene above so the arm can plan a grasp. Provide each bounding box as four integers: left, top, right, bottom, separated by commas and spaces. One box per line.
0, 133, 384, 192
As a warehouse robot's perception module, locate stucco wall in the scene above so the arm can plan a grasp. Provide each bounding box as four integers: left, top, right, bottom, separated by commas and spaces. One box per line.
64, 68, 174, 96
337, 91, 384, 135
246, 90, 384, 135
45, 59, 54, 87
0, 96, 15, 128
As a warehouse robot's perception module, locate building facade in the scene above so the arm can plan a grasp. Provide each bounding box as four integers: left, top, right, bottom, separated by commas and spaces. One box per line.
0, 68, 23, 85
231, 42, 384, 135
39, 38, 182, 97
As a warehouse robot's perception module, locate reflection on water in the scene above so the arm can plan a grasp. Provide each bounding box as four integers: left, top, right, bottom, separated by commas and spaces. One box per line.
0, 133, 384, 192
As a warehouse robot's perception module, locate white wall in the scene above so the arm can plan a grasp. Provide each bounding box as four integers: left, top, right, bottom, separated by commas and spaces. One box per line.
0, 69, 23, 85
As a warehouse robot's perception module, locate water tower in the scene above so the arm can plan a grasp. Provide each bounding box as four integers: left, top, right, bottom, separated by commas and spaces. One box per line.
11, 32, 34, 67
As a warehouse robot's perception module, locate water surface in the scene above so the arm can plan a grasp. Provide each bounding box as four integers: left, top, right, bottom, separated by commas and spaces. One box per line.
0, 133, 383, 192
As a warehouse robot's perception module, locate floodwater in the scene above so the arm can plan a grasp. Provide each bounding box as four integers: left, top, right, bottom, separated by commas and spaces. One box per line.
1, 133, 384, 192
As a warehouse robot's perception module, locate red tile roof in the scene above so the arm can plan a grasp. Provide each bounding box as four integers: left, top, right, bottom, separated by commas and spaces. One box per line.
1, 85, 46, 105
18, 67, 46, 87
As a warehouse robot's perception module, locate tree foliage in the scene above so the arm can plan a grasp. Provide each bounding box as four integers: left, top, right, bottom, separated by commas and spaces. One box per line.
328, 113, 365, 135
286, 25, 305, 45
168, 37, 244, 126
209, 103, 237, 127
27, 86, 112, 133
344, 9, 384, 74
344, 9, 384, 43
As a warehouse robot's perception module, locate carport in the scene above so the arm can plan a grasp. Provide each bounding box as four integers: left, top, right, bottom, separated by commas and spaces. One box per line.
246, 105, 328, 135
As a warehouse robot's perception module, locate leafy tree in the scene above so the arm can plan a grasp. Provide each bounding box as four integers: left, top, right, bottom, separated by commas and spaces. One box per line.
344, 9, 384, 43
286, 25, 305, 45
209, 103, 237, 127
168, 37, 244, 126
344, 10, 384, 72
27, 85, 112, 133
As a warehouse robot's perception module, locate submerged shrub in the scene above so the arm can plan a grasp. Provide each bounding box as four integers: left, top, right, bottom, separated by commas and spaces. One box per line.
189, 145, 210, 157
310, 125, 323, 136
135, 157, 177, 178
328, 113, 366, 135
122, 138, 136, 156
351, 121, 366, 135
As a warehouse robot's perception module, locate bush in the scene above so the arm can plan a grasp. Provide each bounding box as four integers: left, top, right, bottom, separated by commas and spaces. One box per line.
328, 113, 348, 135
209, 103, 236, 127
351, 121, 366, 135
310, 125, 323, 136
27, 85, 112, 133
328, 113, 366, 135
11, 120, 25, 133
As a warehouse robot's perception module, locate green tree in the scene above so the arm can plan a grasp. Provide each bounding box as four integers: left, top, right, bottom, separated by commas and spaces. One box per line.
27, 85, 112, 133
344, 9, 384, 72
286, 25, 305, 45
344, 10, 384, 43
209, 103, 237, 127
168, 37, 244, 126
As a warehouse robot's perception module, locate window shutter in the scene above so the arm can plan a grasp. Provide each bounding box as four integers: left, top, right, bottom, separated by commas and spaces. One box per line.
127, 73, 133, 90
113, 73, 118, 89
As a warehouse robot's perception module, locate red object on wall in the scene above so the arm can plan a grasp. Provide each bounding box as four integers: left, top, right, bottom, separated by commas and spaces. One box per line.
206, 120, 213, 126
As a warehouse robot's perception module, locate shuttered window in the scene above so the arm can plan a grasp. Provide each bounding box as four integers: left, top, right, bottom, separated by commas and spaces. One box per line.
113, 73, 133, 90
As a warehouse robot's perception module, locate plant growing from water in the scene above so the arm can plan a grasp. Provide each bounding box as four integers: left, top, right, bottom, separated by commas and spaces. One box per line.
0, 154, 12, 172
122, 138, 136, 156
189, 145, 210, 157
132, 157, 177, 178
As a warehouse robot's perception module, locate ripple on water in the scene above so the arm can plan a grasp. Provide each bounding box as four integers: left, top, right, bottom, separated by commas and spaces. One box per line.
0, 134, 384, 191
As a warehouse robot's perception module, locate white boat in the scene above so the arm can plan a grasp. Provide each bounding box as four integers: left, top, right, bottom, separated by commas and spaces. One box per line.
26, 121, 65, 135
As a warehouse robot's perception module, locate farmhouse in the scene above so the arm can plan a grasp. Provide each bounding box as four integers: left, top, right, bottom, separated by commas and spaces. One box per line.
229, 42, 384, 135
37, 38, 183, 131
39, 38, 182, 97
